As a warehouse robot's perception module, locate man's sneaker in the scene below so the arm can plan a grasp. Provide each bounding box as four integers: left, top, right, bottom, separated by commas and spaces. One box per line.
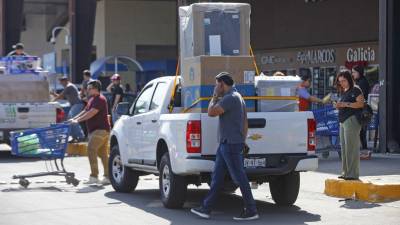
190, 207, 211, 219
233, 210, 259, 221
99, 177, 111, 185
83, 176, 99, 185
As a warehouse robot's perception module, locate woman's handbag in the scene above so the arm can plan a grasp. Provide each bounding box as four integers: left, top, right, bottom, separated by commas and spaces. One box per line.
357, 103, 373, 127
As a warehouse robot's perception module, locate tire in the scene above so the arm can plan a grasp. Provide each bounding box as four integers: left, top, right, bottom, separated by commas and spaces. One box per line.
19, 179, 30, 188
159, 153, 187, 209
109, 144, 139, 193
269, 172, 300, 206
322, 151, 330, 159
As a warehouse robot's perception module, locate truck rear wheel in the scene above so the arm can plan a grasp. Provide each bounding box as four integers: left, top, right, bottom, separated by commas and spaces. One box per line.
269, 172, 300, 206
159, 153, 187, 208
109, 145, 139, 193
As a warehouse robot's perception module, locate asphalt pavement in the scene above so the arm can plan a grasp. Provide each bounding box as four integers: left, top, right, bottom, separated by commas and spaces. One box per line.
0, 152, 399, 225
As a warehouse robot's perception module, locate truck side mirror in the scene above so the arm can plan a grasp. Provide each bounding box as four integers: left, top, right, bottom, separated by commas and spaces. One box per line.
116, 102, 130, 116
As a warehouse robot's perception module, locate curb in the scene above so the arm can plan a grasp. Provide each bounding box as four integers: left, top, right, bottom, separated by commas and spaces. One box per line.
325, 179, 400, 203
66, 143, 88, 156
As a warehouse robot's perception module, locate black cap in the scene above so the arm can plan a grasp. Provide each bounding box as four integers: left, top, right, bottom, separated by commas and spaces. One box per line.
12, 43, 24, 50
83, 69, 91, 77
215, 72, 234, 86
59, 76, 69, 80
300, 74, 311, 81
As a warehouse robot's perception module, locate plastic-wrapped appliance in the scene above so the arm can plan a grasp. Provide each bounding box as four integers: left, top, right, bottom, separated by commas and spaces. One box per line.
255, 74, 301, 112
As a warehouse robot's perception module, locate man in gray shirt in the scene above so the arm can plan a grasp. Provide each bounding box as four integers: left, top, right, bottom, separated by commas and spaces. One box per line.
51, 76, 85, 142
191, 72, 259, 221
80, 70, 94, 103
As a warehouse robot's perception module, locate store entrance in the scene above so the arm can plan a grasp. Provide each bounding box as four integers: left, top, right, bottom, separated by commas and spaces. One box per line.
299, 67, 337, 110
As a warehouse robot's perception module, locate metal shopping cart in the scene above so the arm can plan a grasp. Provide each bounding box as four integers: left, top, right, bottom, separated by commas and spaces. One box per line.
10, 123, 80, 188
312, 106, 341, 159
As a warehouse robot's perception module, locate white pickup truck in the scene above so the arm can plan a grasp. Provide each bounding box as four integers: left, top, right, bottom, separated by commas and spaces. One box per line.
109, 76, 318, 209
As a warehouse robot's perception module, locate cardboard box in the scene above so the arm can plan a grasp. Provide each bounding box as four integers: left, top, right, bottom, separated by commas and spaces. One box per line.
0, 80, 50, 103
179, 3, 251, 58
181, 56, 256, 86
181, 56, 256, 113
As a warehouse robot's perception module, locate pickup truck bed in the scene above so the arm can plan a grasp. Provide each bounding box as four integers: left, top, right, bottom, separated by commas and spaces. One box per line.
0, 102, 61, 144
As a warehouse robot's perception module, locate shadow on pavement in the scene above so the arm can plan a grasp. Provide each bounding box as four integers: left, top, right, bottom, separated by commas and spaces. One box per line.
0, 157, 41, 164
104, 189, 321, 225
317, 155, 400, 176
1, 186, 64, 192
76, 185, 105, 193
340, 199, 381, 209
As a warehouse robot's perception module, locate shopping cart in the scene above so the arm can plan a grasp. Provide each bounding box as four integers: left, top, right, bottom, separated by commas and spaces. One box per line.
312, 106, 341, 159
367, 112, 379, 150
10, 123, 80, 188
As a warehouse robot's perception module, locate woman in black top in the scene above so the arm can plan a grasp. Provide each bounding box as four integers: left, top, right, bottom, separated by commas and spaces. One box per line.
335, 70, 365, 180
352, 65, 370, 150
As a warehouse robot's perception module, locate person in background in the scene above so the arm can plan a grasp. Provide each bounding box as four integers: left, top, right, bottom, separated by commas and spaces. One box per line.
125, 83, 133, 94
80, 70, 94, 103
70, 80, 111, 185
352, 65, 370, 150
191, 72, 259, 221
335, 70, 365, 180
51, 76, 85, 142
7, 43, 28, 56
297, 74, 324, 111
106, 74, 124, 124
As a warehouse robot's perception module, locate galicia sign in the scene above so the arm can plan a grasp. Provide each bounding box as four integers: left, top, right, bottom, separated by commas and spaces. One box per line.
346, 47, 376, 62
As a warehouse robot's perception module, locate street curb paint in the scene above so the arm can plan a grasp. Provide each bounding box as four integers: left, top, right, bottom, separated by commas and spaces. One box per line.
66, 143, 88, 156
325, 179, 400, 202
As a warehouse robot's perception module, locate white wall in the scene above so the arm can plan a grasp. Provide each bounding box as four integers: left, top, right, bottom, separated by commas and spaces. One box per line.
94, 0, 106, 58
103, 0, 177, 58
20, 14, 53, 57
92, 0, 177, 90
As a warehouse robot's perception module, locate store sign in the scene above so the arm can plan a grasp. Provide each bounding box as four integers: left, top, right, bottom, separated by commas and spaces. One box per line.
260, 55, 292, 65
346, 47, 376, 62
297, 49, 336, 65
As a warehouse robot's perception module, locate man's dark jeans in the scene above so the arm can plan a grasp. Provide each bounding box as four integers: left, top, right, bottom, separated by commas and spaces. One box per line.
202, 143, 257, 214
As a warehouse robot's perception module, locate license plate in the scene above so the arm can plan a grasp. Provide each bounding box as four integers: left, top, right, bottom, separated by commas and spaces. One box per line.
244, 158, 266, 168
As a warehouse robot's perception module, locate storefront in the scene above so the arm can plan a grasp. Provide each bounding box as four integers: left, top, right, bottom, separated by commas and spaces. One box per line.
256, 42, 379, 103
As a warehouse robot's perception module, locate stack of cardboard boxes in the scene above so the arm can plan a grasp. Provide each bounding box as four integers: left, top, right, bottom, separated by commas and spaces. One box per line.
0, 57, 49, 103
179, 3, 256, 112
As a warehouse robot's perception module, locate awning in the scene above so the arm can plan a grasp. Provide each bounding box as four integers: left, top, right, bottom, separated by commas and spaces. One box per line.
90, 56, 144, 79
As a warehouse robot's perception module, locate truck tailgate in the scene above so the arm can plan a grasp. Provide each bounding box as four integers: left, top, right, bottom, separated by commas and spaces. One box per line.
201, 112, 314, 155
0, 103, 57, 129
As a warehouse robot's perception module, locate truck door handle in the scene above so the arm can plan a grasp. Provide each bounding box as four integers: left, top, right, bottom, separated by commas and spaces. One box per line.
151, 120, 157, 123
136, 122, 142, 125
17, 107, 29, 113
248, 119, 266, 128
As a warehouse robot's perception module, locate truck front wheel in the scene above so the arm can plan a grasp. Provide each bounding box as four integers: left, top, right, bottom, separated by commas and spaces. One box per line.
269, 172, 300, 206
109, 145, 139, 193
159, 153, 187, 208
